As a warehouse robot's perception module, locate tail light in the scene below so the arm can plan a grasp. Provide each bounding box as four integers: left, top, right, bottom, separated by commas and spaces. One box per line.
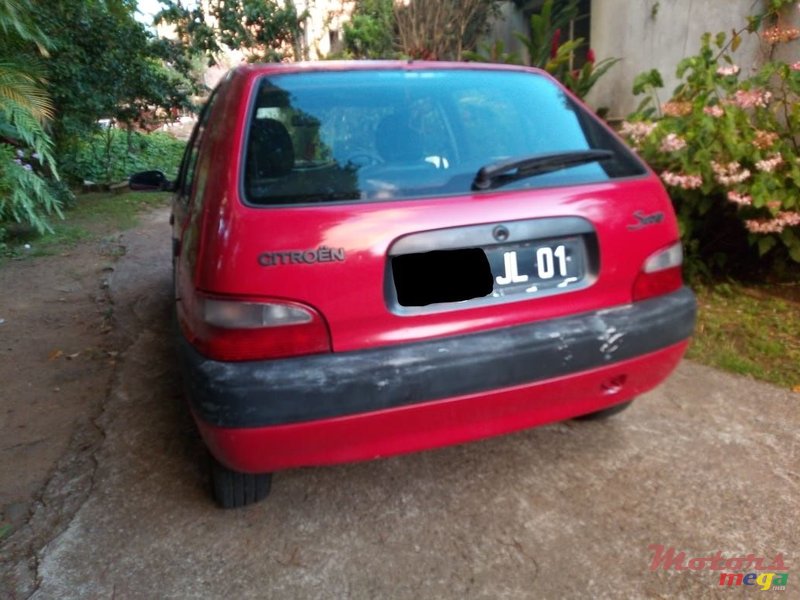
632, 242, 684, 302
181, 294, 331, 361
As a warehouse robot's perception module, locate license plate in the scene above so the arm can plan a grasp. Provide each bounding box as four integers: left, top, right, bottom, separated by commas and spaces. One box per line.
486, 237, 585, 297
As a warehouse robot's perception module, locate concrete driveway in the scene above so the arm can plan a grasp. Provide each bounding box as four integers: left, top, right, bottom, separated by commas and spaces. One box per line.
2, 209, 796, 599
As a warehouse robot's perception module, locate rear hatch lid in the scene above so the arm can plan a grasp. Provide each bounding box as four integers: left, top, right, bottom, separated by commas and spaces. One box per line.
197, 64, 679, 353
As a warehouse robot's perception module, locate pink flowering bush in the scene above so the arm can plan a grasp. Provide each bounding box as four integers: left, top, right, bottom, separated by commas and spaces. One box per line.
622, 15, 800, 274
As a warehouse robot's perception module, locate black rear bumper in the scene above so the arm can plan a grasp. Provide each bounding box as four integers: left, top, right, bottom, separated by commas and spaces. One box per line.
179, 287, 696, 428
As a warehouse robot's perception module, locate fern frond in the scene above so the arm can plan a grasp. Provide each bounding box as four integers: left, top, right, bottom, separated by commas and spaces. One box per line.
0, 100, 57, 172
0, 149, 62, 234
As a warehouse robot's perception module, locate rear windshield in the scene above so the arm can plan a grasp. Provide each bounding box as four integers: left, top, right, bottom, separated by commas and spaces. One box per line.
243, 69, 645, 205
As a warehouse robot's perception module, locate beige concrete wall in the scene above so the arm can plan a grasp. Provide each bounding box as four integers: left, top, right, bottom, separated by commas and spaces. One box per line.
588, 0, 789, 118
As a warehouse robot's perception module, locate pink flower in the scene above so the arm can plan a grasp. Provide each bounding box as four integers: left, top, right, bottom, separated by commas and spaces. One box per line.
662, 102, 692, 117
762, 26, 800, 44
755, 153, 784, 173
659, 133, 687, 152
711, 161, 751, 186
792, 62, 800, 71
586, 48, 596, 64
727, 191, 752, 206
745, 212, 800, 234
732, 89, 772, 109
703, 105, 724, 118
620, 121, 657, 145
716, 65, 740, 76
754, 130, 779, 149
661, 171, 703, 190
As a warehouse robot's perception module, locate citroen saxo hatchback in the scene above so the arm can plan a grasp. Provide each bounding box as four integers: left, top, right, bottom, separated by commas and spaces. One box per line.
132, 62, 696, 508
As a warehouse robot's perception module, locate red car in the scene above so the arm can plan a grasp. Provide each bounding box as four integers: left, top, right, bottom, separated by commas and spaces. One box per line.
131, 61, 695, 508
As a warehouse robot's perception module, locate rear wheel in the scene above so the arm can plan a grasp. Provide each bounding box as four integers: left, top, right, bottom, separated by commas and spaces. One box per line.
210, 457, 272, 509
574, 400, 633, 421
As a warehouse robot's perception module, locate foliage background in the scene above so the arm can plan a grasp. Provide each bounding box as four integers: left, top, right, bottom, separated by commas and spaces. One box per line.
59, 130, 185, 187
621, 2, 800, 277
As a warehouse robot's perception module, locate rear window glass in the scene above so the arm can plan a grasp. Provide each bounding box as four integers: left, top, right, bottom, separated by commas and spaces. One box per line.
243, 69, 645, 205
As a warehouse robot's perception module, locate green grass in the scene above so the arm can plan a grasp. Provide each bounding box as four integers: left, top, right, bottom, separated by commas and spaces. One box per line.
687, 282, 800, 390
2, 190, 170, 258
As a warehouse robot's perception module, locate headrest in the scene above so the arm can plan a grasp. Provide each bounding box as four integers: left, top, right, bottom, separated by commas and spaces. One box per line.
247, 117, 295, 178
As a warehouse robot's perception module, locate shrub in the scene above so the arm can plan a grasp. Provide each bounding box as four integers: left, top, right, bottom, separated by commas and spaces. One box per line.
59, 129, 186, 187
621, 10, 800, 277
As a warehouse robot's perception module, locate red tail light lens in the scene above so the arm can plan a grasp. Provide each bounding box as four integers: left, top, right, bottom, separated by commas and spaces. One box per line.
632, 242, 684, 302
182, 295, 331, 361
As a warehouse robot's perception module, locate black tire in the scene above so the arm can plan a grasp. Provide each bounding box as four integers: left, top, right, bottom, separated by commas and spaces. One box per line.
574, 400, 633, 421
210, 457, 272, 509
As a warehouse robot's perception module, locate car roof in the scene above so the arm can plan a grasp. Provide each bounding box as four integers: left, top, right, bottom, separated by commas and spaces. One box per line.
231, 60, 550, 80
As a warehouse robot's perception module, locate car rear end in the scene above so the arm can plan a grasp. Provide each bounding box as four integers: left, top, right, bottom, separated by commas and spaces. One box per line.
174, 62, 695, 500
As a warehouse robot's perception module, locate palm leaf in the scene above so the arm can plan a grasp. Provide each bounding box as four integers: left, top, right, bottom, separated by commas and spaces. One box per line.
0, 61, 54, 121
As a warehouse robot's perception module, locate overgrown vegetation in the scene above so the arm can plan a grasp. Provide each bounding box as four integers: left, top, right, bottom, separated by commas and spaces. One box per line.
620, 1, 800, 277
1, 0, 197, 249
59, 130, 185, 187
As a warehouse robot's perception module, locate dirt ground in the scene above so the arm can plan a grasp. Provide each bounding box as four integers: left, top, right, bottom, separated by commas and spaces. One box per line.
0, 207, 797, 599
0, 232, 122, 538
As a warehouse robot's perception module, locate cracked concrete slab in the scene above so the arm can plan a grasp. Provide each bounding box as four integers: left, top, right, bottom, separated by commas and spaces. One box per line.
2, 208, 798, 599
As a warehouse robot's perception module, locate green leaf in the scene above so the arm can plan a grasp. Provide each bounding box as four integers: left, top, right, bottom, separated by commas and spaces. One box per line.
731, 32, 742, 52
789, 242, 800, 263
746, 15, 763, 33
632, 69, 664, 95
758, 235, 777, 256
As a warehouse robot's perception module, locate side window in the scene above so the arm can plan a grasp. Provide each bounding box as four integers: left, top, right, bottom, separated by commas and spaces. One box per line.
176, 89, 219, 202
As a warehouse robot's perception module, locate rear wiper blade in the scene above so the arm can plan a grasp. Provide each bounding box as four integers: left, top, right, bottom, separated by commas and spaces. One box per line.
472, 149, 615, 191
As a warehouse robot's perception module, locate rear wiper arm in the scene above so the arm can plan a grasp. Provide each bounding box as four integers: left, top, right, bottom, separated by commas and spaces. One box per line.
472, 149, 615, 191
